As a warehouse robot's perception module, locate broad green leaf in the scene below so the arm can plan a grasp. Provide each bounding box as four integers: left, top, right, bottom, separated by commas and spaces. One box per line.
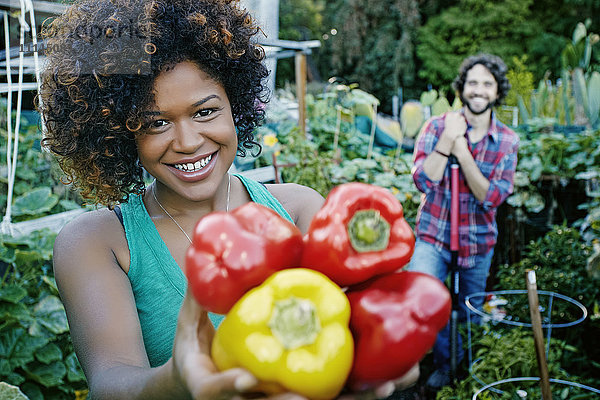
507, 193, 524, 208
64, 353, 86, 383
16, 167, 37, 182
32, 296, 68, 335
575, 170, 600, 180
58, 199, 81, 211
519, 155, 543, 182
22, 361, 66, 387
0, 382, 29, 400
2, 372, 25, 386
0, 246, 15, 264
524, 192, 545, 213
420, 89, 438, 106
431, 97, 451, 117
35, 343, 62, 364
0, 286, 27, 304
0, 303, 31, 324
0, 329, 48, 370
11, 188, 59, 217
14, 250, 44, 269
0, 359, 11, 376
41, 276, 59, 296
512, 171, 530, 187
19, 383, 41, 400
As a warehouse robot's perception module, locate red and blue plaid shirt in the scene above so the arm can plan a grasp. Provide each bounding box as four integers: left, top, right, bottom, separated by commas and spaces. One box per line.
412, 111, 519, 268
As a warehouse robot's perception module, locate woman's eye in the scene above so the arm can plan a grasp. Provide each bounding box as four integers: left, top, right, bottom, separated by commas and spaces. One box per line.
151, 120, 168, 128
196, 108, 217, 118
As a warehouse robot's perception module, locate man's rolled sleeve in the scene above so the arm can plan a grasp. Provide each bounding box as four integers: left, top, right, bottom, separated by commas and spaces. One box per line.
412, 119, 442, 194
480, 139, 519, 211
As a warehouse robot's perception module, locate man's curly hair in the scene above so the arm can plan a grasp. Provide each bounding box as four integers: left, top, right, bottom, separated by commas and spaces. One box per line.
452, 53, 511, 104
38, 0, 268, 206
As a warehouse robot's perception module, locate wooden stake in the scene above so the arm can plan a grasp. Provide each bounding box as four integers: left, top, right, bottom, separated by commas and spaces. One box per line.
526, 269, 552, 400
295, 51, 307, 137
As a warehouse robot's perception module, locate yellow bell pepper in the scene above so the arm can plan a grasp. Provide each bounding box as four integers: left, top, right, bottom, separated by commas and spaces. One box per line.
211, 268, 354, 400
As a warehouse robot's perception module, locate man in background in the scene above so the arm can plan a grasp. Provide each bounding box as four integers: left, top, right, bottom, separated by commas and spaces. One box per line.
408, 53, 519, 392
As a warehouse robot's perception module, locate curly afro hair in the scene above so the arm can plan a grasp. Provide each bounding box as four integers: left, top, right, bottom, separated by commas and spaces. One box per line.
38, 0, 269, 207
452, 53, 511, 105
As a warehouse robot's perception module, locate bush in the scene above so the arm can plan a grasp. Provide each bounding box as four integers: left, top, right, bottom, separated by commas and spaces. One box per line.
0, 230, 88, 400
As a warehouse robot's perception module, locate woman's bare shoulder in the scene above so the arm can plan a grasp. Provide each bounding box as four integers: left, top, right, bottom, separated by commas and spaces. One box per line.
54, 207, 129, 273
265, 183, 325, 233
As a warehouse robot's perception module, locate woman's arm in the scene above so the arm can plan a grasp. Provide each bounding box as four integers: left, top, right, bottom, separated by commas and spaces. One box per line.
53, 210, 191, 399
54, 211, 260, 400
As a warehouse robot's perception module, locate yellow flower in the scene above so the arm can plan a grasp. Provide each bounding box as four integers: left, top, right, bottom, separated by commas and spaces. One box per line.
391, 187, 400, 195
263, 134, 278, 147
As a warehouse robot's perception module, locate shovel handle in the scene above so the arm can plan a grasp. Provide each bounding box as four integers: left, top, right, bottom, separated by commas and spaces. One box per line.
450, 160, 459, 252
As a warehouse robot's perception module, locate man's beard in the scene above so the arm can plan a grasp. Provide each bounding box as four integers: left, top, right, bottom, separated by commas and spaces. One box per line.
460, 93, 496, 115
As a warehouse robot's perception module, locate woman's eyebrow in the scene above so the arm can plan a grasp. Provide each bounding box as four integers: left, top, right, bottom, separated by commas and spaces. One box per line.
141, 94, 222, 116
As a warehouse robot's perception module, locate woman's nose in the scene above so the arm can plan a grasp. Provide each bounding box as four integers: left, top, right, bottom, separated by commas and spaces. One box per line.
171, 121, 205, 153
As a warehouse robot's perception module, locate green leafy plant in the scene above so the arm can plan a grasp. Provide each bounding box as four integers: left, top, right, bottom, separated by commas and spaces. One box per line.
494, 226, 600, 383
436, 326, 594, 399
0, 230, 88, 400
0, 105, 84, 222
508, 128, 600, 216
276, 123, 335, 197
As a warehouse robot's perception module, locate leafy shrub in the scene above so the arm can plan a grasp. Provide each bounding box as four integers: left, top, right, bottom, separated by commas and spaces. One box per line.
437, 326, 581, 399
0, 230, 88, 400
494, 225, 600, 383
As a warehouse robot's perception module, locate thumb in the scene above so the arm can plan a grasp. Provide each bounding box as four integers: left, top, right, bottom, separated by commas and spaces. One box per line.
177, 287, 214, 353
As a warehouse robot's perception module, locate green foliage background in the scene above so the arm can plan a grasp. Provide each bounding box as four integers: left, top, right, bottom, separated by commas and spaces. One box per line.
416, 0, 538, 93
278, 0, 600, 110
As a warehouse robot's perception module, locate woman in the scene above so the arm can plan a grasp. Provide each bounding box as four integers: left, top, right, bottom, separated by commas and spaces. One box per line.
38, 0, 417, 398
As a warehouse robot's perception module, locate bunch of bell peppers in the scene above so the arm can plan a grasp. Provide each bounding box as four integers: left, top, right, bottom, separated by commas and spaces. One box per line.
186, 183, 451, 399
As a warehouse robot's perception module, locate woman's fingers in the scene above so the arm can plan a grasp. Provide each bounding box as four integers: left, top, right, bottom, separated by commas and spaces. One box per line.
187, 368, 259, 399
392, 363, 420, 391
373, 382, 396, 399
339, 363, 420, 400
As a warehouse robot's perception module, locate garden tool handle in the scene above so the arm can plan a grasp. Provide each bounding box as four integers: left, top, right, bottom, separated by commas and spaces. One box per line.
450, 156, 459, 252
526, 269, 553, 400
449, 155, 460, 382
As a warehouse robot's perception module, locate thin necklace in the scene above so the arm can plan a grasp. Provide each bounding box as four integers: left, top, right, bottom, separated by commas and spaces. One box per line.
151, 174, 231, 244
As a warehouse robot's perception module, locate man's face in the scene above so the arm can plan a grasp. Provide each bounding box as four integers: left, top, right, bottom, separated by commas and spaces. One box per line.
460, 64, 498, 115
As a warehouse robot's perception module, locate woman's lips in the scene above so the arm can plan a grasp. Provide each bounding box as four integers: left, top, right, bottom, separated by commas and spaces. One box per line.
167, 151, 219, 182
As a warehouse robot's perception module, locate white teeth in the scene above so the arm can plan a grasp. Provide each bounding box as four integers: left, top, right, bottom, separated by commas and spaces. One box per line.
174, 154, 212, 172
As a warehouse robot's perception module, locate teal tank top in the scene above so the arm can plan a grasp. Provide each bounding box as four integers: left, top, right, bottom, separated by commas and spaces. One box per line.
121, 174, 293, 367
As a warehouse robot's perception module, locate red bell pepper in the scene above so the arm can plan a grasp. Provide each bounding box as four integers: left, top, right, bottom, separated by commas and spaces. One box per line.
185, 202, 303, 314
345, 271, 451, 387
300, 182, 415, 286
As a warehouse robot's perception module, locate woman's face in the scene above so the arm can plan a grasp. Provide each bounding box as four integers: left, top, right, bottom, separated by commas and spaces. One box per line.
136, 60, 237, 202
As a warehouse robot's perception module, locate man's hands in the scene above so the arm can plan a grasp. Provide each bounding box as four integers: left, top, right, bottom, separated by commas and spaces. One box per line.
437, 112, 467, 155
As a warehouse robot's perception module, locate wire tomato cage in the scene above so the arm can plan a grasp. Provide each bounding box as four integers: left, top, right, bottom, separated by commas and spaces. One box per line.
464, 290, 599, 398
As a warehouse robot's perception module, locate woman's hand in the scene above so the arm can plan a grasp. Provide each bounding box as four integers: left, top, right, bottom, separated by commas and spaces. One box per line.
338, 364, 420, 400
172, 289, 307, 400
172, 288, 259, 399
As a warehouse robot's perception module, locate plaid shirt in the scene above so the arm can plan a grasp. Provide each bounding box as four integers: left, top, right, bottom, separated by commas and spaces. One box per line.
412, 111, 519, 268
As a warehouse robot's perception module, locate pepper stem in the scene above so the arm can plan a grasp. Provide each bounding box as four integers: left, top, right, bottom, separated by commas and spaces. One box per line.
347, 209, 391, 253
269, 297, 321, 350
